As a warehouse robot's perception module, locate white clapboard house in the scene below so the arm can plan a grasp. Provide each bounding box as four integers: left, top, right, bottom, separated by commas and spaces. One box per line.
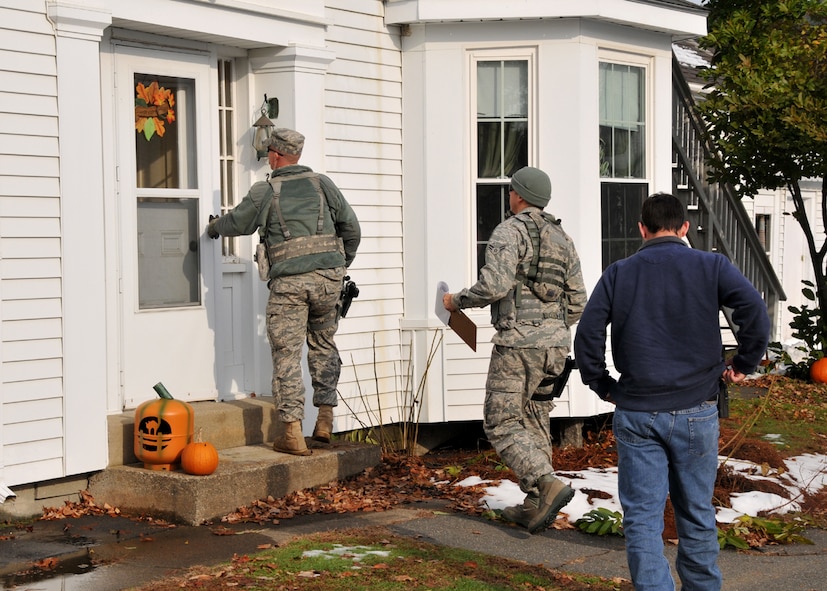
2, 0, 789, 513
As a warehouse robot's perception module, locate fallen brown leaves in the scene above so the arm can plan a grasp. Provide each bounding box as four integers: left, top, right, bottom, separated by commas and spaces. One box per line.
37, 489, 176, 531
221, 453, 493, 525
32, 557, 59, 571
40, 490, 121, 520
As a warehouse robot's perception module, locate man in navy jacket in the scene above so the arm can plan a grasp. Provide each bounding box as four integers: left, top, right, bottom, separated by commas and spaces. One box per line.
574, 193, 769, 591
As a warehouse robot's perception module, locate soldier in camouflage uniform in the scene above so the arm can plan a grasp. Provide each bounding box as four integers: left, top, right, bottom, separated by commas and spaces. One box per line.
443, 166, 586, 534
207, 128, 361, 456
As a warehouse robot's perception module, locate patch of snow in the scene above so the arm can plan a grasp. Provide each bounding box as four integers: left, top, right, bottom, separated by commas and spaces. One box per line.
762, 434, 785, 446
673, 43, 709, 68
456, 475, 490, 487
474, 453, 827, 525
303, 544, 391, 562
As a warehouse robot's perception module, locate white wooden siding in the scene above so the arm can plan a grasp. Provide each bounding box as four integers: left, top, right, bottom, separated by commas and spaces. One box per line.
324, 1, 406, 430
443, 321, 494, 422
0, 1, 65, 486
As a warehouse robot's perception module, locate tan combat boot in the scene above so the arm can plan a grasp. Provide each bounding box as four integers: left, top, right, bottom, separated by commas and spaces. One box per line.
273, 421, 311, 456
501, 493, 539, 528
525, 475, 575, 534
312, 405, 334, 443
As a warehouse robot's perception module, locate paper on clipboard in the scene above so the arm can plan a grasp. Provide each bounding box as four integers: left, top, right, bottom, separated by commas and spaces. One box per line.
435, 281, 451, 325
435, 281, 477, 352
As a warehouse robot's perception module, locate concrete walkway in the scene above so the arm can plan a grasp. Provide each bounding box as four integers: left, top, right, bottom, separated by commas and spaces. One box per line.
2, 499, 826, 591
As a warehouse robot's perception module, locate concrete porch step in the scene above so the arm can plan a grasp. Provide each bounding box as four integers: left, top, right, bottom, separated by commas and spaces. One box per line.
88, 441, 381, 525
88, 398, 381, 525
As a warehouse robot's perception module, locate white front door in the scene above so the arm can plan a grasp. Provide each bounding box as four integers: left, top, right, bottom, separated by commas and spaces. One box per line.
115, 46, 218, 408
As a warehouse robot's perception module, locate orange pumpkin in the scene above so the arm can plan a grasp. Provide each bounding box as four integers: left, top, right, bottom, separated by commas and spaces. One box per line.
810, 358, 827, 384
180, 441, 219, 475
134, 398, 194, 471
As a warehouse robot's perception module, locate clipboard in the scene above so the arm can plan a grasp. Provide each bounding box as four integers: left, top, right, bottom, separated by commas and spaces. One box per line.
435, 281, 477, 351
449, 309, 477, 352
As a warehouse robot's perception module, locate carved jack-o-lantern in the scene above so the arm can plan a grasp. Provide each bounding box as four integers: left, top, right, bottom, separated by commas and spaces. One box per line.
134, 398, 194, 471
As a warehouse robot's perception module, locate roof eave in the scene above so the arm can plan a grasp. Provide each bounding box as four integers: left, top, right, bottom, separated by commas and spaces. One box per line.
384, 0, 707, 37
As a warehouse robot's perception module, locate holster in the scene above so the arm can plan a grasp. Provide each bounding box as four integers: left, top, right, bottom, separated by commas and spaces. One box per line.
717, 378, 729, 418
531, 356, 576, 401
338, 276, 359, 319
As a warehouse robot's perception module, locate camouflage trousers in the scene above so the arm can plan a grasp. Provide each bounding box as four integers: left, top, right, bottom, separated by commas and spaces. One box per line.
266, 267, 345, 423
484, 344, 568, 496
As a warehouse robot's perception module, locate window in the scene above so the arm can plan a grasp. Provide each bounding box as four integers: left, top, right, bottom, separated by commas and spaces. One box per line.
474, 56, 531, 274
599, 58, 649, 269
756, 214, 771, 252
218, 59, 239, 259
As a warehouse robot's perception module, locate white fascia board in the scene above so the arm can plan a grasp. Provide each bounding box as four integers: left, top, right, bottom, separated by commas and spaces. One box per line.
188, 0, 327, 23
46, 1, 112, 40
108, 0, 330, 47
385, 0, 707, 37
110, 0, 328, 24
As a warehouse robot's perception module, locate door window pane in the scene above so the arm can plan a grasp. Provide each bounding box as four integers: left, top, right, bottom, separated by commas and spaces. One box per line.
137, 198, 200, 308
135, 74, 197, 189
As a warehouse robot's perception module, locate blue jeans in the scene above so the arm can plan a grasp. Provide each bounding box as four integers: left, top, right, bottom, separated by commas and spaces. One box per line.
614, 402, 722, 591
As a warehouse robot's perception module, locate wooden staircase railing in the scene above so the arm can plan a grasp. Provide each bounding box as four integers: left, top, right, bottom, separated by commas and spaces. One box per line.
671, 53, 785, 332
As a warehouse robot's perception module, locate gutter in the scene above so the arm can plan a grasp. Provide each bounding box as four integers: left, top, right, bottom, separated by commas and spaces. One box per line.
0, 484, 15, 504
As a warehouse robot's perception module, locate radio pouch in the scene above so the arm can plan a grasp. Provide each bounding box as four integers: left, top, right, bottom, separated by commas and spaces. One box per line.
255, 240, 270, 281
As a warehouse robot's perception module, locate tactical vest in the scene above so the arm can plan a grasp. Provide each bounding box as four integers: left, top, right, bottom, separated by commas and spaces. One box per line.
511, 210, 569, 324
264, 172, 343, 265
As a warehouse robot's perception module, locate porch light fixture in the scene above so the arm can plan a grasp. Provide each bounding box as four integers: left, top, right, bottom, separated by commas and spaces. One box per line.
252, 94, 279, 160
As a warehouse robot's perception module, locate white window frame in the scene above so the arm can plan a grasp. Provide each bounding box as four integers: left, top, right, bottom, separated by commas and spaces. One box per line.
597, 49, 653, 268
217, 57, 240, 262
469, 47, 537, 275
598, 49, 652, 181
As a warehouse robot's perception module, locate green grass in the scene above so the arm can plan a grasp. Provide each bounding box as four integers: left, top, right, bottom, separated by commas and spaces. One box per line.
723, 376, 827, 456
133, 528, 621, 591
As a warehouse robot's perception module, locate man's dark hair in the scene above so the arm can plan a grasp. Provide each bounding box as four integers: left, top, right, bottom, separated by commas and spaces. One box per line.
640, 193, 686, 234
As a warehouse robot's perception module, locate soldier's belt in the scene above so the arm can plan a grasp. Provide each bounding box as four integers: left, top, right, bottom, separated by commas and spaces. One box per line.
268, 234, 343, 263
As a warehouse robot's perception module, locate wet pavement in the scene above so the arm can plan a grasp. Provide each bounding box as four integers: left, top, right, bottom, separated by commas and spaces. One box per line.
2, 500, 827, 590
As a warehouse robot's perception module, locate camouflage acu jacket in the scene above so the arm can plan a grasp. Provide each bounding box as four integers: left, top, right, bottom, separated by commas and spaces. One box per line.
453, 207, 586, 348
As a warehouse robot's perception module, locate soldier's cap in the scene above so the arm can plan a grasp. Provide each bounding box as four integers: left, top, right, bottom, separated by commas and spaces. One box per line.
268, 128, 305, 155
510, 166, 551, 208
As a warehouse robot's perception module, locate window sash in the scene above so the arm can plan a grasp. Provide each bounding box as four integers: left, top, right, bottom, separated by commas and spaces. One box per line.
601, 182, 648, 269
218, 58, 239, 259
599, 62, 646, 179
756, 214, 771, 252
473, 55, 532, 274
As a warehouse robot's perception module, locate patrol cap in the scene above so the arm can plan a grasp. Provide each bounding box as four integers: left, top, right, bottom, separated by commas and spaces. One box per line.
510, 166, 551, 208
269, 128, 305, 155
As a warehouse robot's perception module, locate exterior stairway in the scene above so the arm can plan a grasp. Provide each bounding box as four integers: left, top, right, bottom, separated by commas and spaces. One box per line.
671, 53, 785, 331
86, 399, 381, 525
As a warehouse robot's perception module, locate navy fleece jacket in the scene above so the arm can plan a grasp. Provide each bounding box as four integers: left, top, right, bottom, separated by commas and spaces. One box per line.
574, 237, 770, 412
